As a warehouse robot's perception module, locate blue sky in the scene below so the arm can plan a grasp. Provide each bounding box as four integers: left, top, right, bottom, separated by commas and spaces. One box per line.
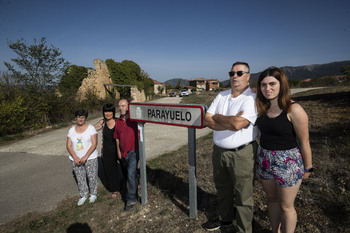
1, 0, 349, 82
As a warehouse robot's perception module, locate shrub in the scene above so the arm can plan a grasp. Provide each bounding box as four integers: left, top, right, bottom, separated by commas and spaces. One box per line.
0, 96, 27, 136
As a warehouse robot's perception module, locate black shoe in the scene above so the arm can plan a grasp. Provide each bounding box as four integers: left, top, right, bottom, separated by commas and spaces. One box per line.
203, 220, 220, 231
124, 202, 135, 211
203, 220, 233, 231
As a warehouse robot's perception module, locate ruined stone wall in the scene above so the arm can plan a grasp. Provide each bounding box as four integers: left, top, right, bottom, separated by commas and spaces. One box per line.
76, 58, 120, 101
130, 86, 146, 102
76, 58, 147, 102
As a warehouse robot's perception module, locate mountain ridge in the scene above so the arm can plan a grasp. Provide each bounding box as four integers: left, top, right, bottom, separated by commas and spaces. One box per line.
165, 60, 350, 87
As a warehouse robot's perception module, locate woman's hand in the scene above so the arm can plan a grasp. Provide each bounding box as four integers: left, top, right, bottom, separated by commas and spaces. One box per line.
80, 155, 88, 165
74, 157, 81, 166
304, 172, 311, 179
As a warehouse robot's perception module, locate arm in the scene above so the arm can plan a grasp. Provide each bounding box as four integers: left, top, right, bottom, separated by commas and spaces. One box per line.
204, 111, 248, 131
94, 119, 103, 131
80, 133, 98, 164
288, 103, 313, 179
116, 139, 122, 160
66, 136, 81, 166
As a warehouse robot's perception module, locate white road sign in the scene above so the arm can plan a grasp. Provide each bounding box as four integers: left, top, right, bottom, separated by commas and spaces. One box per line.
129, 103, 206, 128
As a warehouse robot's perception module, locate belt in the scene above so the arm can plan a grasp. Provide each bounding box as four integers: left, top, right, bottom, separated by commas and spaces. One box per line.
227, 141, 255, 152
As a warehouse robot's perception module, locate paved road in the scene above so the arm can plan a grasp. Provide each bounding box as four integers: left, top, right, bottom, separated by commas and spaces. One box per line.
0, 96, 211, 225
0, 88, 317, 224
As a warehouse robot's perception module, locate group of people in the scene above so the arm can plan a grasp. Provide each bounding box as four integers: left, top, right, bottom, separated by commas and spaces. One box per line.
203, 62, 313, 233
66, 61, 312, 232
66, 99, 139, 211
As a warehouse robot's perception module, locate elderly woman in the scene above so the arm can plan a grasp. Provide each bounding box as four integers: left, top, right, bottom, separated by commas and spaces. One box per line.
67, 110, 98, 206
255, 67, 313, 233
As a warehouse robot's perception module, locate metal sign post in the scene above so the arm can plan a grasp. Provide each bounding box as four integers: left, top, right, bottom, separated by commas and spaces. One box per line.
188, 127, 197, 218
138, 122, 147, 205
129, 102, 207, 219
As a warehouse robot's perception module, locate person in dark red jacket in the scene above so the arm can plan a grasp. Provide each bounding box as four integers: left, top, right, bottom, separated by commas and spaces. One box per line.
114, 99, 139, 211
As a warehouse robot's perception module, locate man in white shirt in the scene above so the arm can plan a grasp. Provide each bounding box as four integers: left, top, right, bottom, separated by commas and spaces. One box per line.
203, 62, 258, 233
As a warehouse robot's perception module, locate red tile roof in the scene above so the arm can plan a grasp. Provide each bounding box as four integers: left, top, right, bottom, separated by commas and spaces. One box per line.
152, 79, 165, 84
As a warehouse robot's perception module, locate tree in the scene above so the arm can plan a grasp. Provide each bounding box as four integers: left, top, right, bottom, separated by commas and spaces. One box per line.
341, 65, 350, 77
4, 37, 69, 90
58, 65, 88, 96
106, 59, 154, 98
175, 80, 181, 90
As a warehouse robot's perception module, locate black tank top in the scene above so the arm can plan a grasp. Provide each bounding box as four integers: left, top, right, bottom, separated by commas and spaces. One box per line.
256, 110, 298, 150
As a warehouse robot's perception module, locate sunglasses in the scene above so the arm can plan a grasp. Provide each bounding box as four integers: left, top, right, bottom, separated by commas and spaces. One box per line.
228, 71, 249, 77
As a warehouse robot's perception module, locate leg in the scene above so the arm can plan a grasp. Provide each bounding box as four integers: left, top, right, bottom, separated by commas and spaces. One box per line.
125, 150, 139, 204
85, 158, 98, 196
72, 163, 89, 198
261, 179, 282, 233
212, 146, 235, 223
102, 147, 121, 193
230, 145, 255, 233
279, 180, 302, 233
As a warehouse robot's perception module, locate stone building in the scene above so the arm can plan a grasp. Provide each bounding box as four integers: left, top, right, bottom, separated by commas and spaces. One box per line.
76, 58, 147, 102
189, 77, 220, 91
152, 79, 166, 96
189, 78, 206, 90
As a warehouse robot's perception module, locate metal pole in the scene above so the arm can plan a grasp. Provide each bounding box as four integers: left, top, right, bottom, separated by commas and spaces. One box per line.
188, 127, 197, 219
138, 122, 147, 205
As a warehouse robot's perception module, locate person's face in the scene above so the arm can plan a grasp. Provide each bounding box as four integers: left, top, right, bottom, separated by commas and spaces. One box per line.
118, 100, 128, 116
104, 111, 114, 120
76, 115, 87, 126
260, 76, 280, 100
230, 64, 250, 89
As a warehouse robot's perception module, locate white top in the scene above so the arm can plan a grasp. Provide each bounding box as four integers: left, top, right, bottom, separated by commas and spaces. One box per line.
67, 124, 98, 161
207, 88, 258, 149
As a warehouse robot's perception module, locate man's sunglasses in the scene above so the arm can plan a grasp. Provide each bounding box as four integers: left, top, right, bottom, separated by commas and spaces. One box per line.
228, 71, 249, 77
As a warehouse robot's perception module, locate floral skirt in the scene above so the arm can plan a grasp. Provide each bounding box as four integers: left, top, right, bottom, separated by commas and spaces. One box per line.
256, 146, 304, 187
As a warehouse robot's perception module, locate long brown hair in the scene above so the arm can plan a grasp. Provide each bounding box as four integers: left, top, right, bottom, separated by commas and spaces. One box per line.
256, 67, 292, 115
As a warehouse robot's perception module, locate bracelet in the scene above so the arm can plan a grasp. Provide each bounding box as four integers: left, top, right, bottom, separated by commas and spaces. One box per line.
304, 166, 314, 173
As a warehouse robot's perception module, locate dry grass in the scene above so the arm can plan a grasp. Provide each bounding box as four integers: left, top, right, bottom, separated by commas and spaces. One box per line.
0, 86, 349, 233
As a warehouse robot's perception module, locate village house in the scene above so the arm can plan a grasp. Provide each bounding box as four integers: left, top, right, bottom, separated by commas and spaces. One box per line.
206, 79, 220, 90
152, 79, 166, 96
189, 78, 220, 91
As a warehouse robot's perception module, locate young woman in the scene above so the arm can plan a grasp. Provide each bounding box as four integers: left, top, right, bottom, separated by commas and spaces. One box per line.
256, 67, 313, 233
67, 110, 98, 206
94, 103, 123, 198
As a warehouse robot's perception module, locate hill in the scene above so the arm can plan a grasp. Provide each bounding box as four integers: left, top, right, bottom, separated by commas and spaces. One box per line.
164, 78, 189, 87
220, 60, 350, 87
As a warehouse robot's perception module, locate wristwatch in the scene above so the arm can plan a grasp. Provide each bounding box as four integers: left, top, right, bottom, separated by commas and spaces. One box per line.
304, 166, 314, 173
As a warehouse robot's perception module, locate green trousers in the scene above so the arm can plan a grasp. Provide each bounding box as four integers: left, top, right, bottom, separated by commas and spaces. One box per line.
212, 142, 257, 233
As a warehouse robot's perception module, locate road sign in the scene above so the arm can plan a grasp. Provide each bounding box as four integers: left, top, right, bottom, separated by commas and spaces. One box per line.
129, 102, 208, 219
128, 102, 206, 128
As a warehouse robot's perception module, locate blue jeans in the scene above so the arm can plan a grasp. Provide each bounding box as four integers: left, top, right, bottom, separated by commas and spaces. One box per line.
124, 150, 139, 204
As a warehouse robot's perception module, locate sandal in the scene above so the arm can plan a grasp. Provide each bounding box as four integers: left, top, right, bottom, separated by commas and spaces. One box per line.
111, 192, 118, 198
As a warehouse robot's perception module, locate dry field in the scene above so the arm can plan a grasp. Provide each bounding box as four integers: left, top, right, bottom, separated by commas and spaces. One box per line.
0, 86, 349, 233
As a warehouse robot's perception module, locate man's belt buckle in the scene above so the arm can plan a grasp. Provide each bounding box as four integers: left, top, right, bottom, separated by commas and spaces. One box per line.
229, 141, 255, 152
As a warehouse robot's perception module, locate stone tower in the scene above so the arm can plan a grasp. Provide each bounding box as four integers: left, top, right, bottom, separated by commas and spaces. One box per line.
76, 58, 118, 101
76, 58, 147, 102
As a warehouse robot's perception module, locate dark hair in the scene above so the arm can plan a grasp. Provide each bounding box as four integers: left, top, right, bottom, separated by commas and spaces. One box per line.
256, 67, 292, 115
102, 103, 115, 119
75, 110, 88, 118
231, 61, 250, 73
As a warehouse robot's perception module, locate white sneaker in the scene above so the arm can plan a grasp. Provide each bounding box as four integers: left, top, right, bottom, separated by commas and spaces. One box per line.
89, 195, 97, 203
77, 196, 87, 206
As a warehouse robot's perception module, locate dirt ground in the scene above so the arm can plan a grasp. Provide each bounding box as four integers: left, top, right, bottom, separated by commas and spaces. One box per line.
1, 86, 349, 233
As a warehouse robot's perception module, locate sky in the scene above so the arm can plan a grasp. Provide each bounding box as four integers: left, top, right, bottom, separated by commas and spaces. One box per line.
0, 0, 350, 82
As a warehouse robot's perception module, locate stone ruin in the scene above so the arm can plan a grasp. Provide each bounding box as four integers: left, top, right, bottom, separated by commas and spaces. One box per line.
76, 58, 146, 102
